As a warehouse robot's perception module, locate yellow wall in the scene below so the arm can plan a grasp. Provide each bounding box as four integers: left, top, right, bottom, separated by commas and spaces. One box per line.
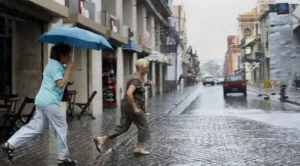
232, 50, 240, 72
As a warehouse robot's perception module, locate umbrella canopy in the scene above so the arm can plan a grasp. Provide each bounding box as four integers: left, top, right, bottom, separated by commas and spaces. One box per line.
36, 27, 112, 50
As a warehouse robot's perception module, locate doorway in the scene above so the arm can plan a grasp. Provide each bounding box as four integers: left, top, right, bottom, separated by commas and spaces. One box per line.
0, 17, 12, 97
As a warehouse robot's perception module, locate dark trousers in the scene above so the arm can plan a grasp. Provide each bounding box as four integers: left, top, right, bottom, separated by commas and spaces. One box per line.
107, 101, 150, 143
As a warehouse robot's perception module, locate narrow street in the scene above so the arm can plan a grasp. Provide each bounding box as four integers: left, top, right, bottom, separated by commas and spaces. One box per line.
97, 85, 300, 166
2, 85, 300, 165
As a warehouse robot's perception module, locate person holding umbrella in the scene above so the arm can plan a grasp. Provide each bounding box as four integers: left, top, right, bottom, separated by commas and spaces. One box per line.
1, 43, 77, 165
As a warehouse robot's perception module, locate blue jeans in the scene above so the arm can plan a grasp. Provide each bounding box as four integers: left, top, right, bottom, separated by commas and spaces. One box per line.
8, 104, 69, 158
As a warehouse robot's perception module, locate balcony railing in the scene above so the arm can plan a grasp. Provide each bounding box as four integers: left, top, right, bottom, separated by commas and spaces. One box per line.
160, 0, 172, 15
102, 10, 129, 38
139, 31, 152, 48
66, 0, 96, 21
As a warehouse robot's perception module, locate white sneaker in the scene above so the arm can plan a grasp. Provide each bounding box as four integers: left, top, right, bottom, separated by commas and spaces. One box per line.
145, 112, 150, 116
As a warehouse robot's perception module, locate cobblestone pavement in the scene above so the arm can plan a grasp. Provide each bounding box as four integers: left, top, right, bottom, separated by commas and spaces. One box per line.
0, 86, 199, 166
3, 85, 300, 165
95, 86, 300, 166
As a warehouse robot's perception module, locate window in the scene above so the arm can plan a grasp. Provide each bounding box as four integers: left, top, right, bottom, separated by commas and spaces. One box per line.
255, 23, 260, 35
226, 75, 243, 82
266, 31, 268, 49
244, 28, 251, 36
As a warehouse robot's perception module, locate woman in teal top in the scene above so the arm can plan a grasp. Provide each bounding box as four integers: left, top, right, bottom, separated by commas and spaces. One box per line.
1, 43, 77, 165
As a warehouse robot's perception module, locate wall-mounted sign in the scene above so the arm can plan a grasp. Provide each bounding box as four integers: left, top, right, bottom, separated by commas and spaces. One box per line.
276, 3, 290, 15
160, 45, 177, 53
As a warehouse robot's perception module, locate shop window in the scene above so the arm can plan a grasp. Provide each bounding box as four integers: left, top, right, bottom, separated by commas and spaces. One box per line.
103, 57, 117, 108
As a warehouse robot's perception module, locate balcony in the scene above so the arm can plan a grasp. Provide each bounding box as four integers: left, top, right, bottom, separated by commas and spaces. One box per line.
244, 54, 254, 63
159, 0, 172, 17
102, 10, 127, 45
168, 18, 181, 43
0, 0, 69, 21
64, 0, 106, 35
139, 32, 152, 54
142, 0, 168, 26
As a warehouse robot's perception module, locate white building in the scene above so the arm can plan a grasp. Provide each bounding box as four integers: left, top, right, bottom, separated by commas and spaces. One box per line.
259, 4, 300, 83
0, 0, 180, 120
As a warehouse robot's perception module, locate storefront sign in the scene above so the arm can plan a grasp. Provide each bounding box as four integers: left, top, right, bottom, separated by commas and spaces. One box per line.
145, 51, 172, 65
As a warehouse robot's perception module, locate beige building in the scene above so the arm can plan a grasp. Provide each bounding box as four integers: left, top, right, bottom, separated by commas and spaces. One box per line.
237, 8, 259, 84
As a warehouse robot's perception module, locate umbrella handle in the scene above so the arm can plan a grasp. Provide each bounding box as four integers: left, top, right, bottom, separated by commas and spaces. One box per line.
72, 47, 74, 62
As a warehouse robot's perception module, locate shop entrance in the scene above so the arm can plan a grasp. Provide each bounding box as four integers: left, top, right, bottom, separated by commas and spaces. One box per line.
102, 50, 117, 108
0, 17, 12, 97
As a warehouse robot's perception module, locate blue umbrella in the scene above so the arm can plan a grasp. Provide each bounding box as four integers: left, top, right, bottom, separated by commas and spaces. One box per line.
36, 27, 112, 60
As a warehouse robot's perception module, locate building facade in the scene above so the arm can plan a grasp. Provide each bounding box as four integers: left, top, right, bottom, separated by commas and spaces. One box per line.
0, 0, 184, 120
237, 8, 259, 83
224, 36, 239, 76
259, 4, 300, 84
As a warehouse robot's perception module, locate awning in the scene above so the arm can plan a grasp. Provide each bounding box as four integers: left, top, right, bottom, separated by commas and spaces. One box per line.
123, 40, 142, 52
250, 62, 260, 72
144, 51, 164, 62
144, 51, 172, 65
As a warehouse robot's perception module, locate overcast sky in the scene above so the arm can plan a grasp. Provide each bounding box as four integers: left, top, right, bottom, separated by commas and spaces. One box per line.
173, 0, 297, 62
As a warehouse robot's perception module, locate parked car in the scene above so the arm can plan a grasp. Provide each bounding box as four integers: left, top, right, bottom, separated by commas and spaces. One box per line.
203, 77, 215, 86
223, 75, 247, 96
217, 78, 224, 85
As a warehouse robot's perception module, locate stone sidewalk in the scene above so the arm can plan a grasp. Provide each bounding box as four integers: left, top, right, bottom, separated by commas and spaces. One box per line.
0, 85, 200, 165
247, 84, 300, 105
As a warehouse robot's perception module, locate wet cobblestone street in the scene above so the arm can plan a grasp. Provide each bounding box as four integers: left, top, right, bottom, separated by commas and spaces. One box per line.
3, 85, 300, 165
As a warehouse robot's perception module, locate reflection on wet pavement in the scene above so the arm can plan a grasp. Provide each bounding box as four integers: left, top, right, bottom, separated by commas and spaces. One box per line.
183, 86, 300, 129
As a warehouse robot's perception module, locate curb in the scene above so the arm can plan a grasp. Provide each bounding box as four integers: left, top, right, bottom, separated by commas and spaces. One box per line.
284, 99, 300, 106
247, 89, 300, 106
173, 85, 201, 106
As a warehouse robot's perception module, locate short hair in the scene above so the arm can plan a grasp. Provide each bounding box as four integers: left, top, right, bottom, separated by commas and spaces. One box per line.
135, 59, 149, 71
50, 43, 72, 61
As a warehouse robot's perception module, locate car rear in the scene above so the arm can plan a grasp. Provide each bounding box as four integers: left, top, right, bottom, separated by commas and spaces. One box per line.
203, 77, 215, 86
223, 75, 247, 96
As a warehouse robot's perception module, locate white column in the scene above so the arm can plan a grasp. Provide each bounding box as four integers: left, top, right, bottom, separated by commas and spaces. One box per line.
155, 21, 161, 51
91, 0, 103, 115
132, 0, 138, 41
159, 63, 163, 94
150, 15, 155, 50
152, 62, 156, 96
116, 0, 123, 25
132, 52, 137, 72
144, 73, 148, 100
116, 47, 124, 108
137, 4, 147, 41
91, 50, 103, 115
